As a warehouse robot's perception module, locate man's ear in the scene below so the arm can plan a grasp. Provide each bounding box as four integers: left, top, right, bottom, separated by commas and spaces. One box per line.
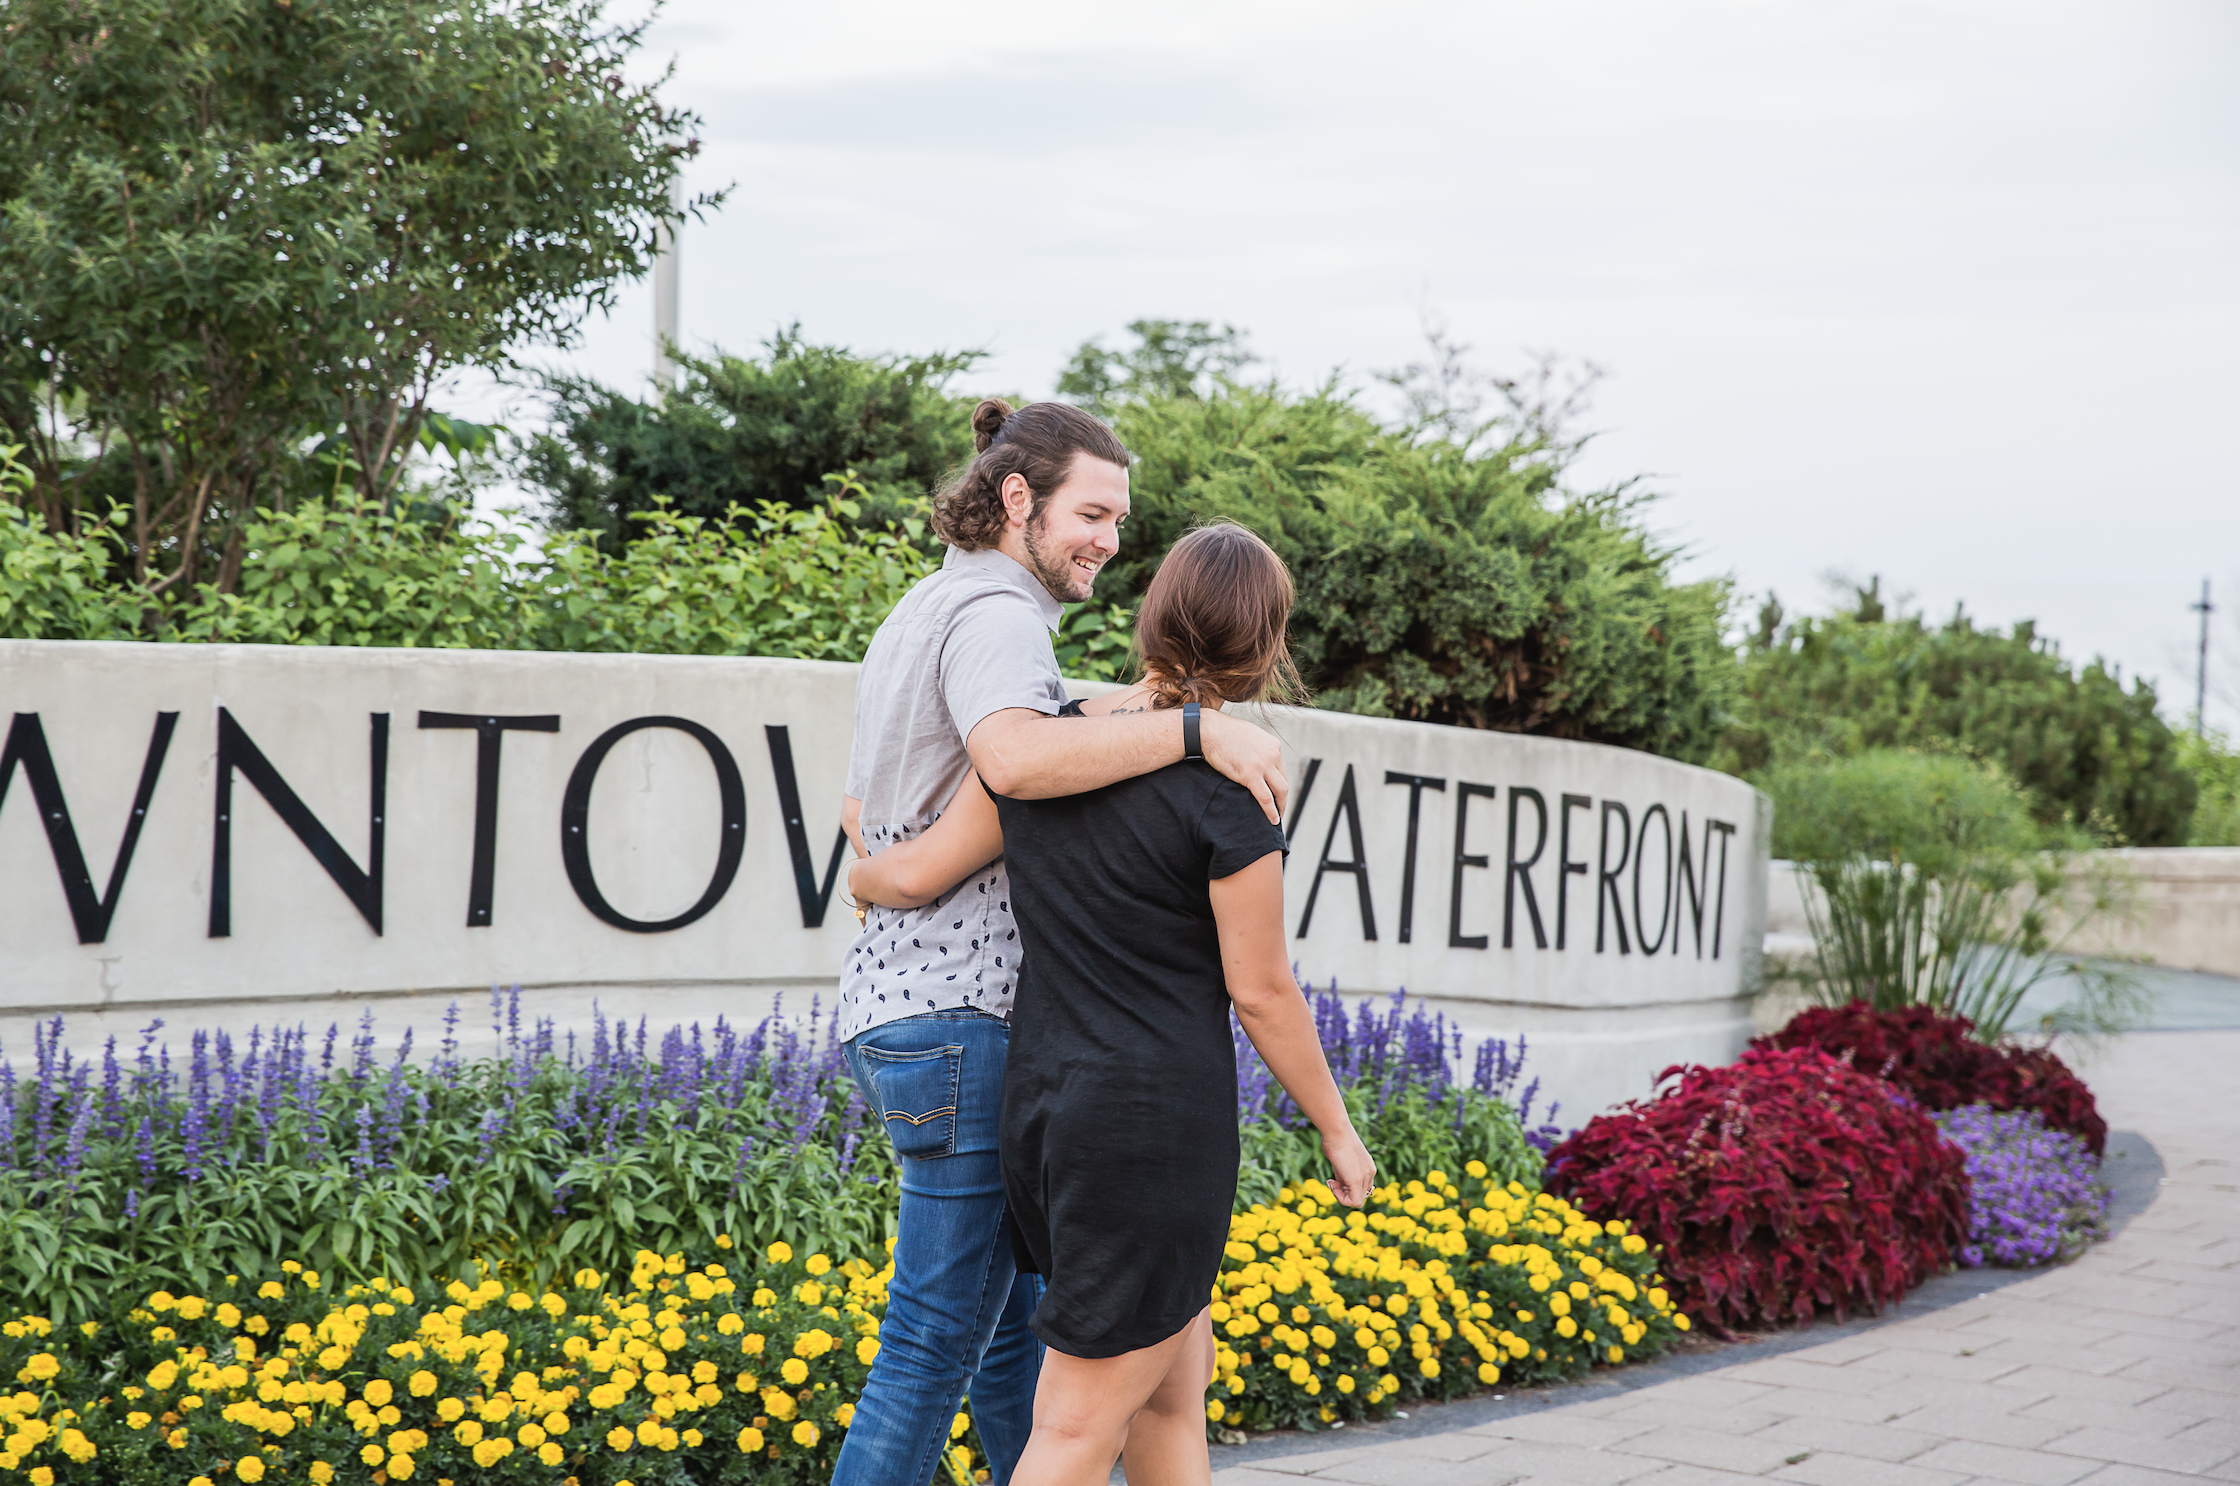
1000, 472, 1034, 529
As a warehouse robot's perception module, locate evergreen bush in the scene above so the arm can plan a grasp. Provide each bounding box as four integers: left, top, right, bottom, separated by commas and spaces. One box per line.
1722, 589, 2195, 845
1103, 384, 1736, 761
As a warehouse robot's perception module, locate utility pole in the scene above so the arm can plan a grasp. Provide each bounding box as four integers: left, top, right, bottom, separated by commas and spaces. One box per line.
652, 182, 681, 392
2193, 578, 2214, 731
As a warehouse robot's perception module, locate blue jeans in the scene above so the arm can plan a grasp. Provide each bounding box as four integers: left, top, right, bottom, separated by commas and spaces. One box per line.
833, 1010, 1044, 1486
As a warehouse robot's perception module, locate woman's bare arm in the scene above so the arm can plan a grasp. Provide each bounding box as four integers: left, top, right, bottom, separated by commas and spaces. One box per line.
845, 772, 1006, 910
1209, 853, 1376, 1206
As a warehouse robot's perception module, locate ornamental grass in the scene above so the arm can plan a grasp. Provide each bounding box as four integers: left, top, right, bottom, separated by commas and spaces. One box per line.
0, 1163, 1686, 1482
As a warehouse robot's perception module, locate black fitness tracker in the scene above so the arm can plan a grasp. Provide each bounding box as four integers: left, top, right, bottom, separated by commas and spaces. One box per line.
1182, 700, 1203, 760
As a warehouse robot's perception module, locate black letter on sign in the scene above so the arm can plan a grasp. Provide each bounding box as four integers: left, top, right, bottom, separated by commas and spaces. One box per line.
1709, 818, 1737, 959
211, 709, 387, 937
1634, 803, 1674, 955
1675, 810, 1705, 957
1296, 764, 1376, 941
1447, 781, 1496, 949
0, 712, 177, 944
1596, 800, 1632, 954
1281, 757, 1323, 869
1504, 786, 1549, 950
417, 712, 561, 927
765, 725, 849, 929
560, 716, 744, 934
1384, 771, 1446, 944
1555, 793, 1592, 950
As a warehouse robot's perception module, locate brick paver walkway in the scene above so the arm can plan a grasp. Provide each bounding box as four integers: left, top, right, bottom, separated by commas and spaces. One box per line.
1214, 1030, 2240, 1486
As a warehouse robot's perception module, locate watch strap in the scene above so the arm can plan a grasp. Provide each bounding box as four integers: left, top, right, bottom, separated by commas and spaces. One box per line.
1182, 700, 1203, 761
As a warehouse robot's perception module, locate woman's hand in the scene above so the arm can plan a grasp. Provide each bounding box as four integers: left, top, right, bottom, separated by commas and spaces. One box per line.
1321, 1126, 1376, 1208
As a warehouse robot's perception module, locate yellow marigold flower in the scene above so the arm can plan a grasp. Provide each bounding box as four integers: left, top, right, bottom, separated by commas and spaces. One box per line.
951, 1412, 972, 1440
363, 1379, 393, 1407
389, 1454, 418, 1479
519, 1422, 548, 1447
767, 1242, 793, 1264
806, 1254, 833, 1276
1205, 1400, 1226, 1423
20, 1354, 57, 1382
797, 1281, 824, 1306
187, 1478, 213, 1486
359, 1443, 384, 1466
607, 1424, 634, 1451
234, 1456, 266, 1483
176, 1298, 208, 1320
27, 1469, 51, 1486
737, 1426, 766, 1453
436, 1397, 467, 1423
539, 1441, 566, 1466
835, 1403, 856, 1429
781, 1359, 810, 1385
1336, 1374, 1356, 1394
793, 1421, 820, 1448
454, 1419, 484, 1447
1674, 1314, 1691, 1332
1556, 1318, 1578, 1339
857, 1337, 881, 1366
544, 1411, 571, 1435
637, 1418, 666, 1447
127, 1411, 152, 1430
763, 1390, 797, 1421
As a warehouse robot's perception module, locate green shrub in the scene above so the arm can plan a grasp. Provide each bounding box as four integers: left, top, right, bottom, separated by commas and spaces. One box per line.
0, 453, 144, 640
523, 329, 981, 545
1104, 383, 1736, 760
2179, 729, 2240, 846
1724, 591, 2195, 845
1764, 749, 2142, 1038
530, 487, 937, 662
166, 501, 539, 649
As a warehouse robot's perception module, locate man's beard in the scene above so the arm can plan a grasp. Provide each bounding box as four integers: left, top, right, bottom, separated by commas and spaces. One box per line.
1021, 511, 1093, 605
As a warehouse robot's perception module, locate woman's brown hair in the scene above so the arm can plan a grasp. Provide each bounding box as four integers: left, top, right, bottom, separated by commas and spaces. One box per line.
1134, 523, 1308, 711
930, 398, 1131, 550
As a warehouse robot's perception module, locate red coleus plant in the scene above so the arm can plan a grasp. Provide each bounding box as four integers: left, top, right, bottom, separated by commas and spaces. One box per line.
1543, 1047, 1969, 1334
1757, 1002, 2106, 1155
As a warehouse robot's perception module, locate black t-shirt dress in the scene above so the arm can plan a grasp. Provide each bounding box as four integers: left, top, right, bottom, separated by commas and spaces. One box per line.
991, 755, 1288, 1358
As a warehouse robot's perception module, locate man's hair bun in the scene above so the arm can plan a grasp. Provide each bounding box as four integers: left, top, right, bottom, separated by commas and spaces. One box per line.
971, 398, 1014, 453
932, 398, 1131, 551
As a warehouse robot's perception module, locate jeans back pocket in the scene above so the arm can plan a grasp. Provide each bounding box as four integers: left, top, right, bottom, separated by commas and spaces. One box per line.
857, 1043, 962, 1159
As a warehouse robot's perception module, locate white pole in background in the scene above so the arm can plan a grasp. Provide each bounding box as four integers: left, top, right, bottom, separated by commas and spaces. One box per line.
653, 181, 681, 392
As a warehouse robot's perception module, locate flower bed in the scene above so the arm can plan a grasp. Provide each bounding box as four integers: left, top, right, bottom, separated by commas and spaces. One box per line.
0, 985, 1545, 1327
1209, 1168, 1685, 1433
1757, 1003, 2106, 1154
1934, 1105, 2108, 1267
0, 1162, 1687, 1484
1541, 1047, 1970, 1333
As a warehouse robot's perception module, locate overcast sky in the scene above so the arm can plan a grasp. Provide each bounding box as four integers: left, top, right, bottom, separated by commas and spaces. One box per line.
500, 0, 2240, 732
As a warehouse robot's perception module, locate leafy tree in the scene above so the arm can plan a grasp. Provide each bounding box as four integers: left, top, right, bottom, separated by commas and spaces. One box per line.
521, 330, 982, 546
1056, 319, 1256, 415
1102, 379, 1735, 761
0, 0, 710, 596
1720, 585, 2196, 845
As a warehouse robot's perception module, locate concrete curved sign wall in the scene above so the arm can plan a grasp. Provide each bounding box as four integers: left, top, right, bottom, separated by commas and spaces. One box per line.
0, 640, 1768, 1117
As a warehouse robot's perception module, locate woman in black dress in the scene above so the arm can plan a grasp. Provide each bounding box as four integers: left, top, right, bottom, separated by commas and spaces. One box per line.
849, 523, 1375, 1486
